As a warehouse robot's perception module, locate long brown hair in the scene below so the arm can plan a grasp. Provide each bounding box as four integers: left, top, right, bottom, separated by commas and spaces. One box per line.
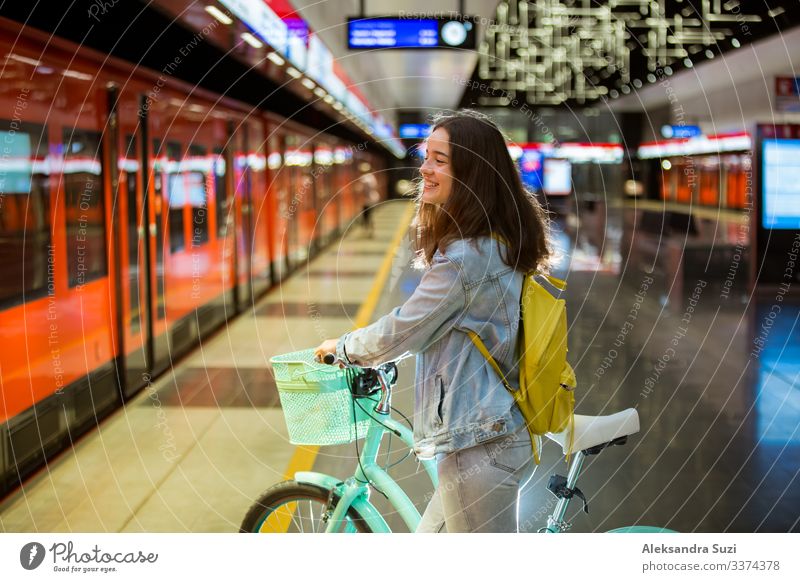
414, 110, 552, 273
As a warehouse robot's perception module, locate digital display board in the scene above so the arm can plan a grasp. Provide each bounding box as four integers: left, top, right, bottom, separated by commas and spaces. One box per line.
348, 17, 476, 49
762, 138, 800, 229
399, 124, 431, 139
660, 124, 702, 139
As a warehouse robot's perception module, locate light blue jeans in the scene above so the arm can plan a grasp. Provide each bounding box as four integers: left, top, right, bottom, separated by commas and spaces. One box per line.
416, 422, 536, 533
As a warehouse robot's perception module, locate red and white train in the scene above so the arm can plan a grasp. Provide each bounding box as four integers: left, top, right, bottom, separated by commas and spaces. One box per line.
0, 19, 386, 497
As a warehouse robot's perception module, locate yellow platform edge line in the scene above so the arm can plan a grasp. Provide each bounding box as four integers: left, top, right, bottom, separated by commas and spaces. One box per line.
273, 202, 416, 532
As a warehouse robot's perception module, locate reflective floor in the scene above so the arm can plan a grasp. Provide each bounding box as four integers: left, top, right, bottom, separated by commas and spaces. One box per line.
1, 199, 797, 532
546, 200, 799, 532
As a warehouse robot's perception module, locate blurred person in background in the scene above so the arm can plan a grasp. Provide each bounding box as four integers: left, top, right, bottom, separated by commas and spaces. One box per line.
359, 172, 380, 238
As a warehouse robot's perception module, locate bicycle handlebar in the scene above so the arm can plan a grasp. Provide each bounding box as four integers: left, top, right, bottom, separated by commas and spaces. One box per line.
317, 352, 406, 415
317, 351, 411, 371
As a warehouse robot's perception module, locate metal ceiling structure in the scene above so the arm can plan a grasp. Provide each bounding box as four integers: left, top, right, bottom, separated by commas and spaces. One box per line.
463, 0, 800, 107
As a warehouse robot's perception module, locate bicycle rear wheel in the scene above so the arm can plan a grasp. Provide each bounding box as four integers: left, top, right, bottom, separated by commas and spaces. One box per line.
240, 480, 374, 533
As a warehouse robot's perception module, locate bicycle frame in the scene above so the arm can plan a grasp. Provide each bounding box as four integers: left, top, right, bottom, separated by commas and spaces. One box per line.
295, 406, 438, 533
287, 360, 676, 533
293, 423, 676, 533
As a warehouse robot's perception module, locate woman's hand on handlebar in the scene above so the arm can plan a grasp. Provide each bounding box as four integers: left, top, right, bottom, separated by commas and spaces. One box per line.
314, 339, 342, 366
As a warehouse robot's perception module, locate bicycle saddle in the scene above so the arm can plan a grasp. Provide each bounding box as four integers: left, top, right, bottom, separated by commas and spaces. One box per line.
545, 408, 640, 455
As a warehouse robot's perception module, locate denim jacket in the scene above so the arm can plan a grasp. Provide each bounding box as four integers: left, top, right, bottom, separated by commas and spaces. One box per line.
336, 236, 526, 459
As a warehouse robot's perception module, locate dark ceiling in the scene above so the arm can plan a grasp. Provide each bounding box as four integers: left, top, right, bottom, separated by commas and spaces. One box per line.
0, 0, 374, 147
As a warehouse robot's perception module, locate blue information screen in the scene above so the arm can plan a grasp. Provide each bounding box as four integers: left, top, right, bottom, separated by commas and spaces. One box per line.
399, 124, 431, 139
661, 124, 702, 139
349, 19, 439, 48
348, 17, 474, 49
762, 139, 800, 229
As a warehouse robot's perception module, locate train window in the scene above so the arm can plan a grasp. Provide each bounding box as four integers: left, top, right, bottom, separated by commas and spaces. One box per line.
188, 144, 209, 246
64, 127, 107, 288
166, 141, 185, 253
213, 146, 227, 237
0, 120, 51, 308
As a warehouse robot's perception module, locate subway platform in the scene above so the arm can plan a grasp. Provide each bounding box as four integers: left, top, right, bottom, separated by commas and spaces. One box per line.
1, 200, 797, 533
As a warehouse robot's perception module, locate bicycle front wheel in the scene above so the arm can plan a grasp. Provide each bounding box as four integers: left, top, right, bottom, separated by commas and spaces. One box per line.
240, 480, 374, 533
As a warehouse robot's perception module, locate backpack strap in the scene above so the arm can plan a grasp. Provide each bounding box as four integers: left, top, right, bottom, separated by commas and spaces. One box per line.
469, 329, 546, 464
489, 234, 567, 291
466, 330, 512, 393
541, 274, 567, 290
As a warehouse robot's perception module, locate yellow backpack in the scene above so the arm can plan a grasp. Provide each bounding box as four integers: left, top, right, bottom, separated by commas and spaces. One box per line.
468, 273, 576, 464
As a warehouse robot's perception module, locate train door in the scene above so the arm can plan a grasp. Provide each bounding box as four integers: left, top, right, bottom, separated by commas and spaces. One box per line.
298, 136, 317, 258
333, 144, 349, 233
115, 90, 150, 397
724, 154, 749, 210
698, 157, 720, 206
234, 123, 253, 311
266, 127, 290, 281
248, 119, 270, 297
146, 133, 170, 376
284, 131, 308, 266
314, 141, 334, 246
213, 141, 236, 309
57, 91, 119, 430
675, 159, 692, 203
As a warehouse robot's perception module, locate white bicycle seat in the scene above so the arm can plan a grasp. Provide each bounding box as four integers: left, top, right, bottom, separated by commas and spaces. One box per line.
545, 408, 640, 455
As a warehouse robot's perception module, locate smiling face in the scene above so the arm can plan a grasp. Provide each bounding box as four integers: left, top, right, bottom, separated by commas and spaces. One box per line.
419, 127, 454, 206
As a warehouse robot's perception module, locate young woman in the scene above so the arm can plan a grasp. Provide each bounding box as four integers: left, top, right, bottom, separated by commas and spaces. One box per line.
314, 110, 552, 533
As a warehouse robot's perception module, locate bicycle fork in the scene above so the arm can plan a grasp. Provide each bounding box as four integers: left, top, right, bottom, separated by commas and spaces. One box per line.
322, 478, 370, 533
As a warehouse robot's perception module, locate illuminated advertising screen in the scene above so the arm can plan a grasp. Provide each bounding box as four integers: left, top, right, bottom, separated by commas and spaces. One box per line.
543, 159, 571, 195
761, 138, 800, 229
519, 149, 544, 191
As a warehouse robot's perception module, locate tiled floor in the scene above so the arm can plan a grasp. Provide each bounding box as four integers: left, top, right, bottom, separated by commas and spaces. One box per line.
2, 199, 798, 532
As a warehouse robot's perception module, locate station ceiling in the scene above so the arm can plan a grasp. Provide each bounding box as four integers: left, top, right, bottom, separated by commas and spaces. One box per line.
288, 0, 502, 115
290, 0, 800, 113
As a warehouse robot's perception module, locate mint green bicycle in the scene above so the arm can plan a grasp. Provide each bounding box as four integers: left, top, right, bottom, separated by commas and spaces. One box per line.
240, 349, 674, 533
